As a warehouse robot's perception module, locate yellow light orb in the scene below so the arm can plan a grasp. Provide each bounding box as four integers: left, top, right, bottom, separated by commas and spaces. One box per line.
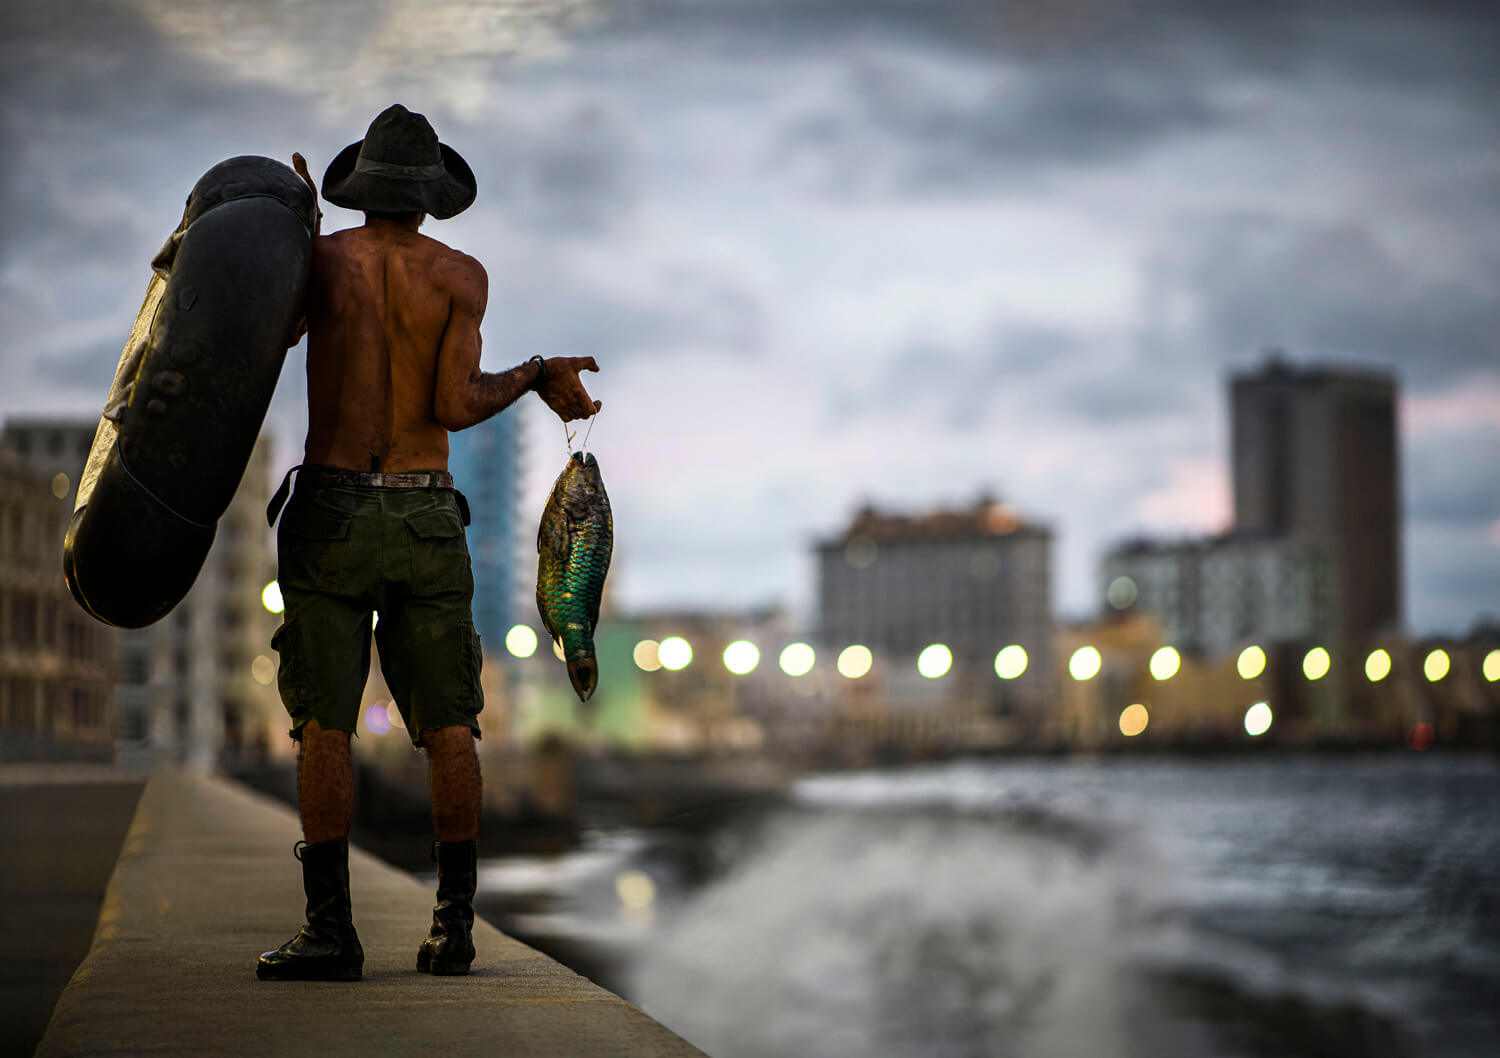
994, 645, 1028, 679
1237, 645, 1266, 680
633, 639, 662, 672
1423, 648, 1450, 682
50, 472, 70, 500
505, 624, 538, 658
658, 636, 693, 671
779, 642, 815, 677
1302, 647, 1330, 681
1484, 649, 1500, 683
1118, 703, 1149, 737
615, 870, 657, 911
917, 644, 952, 679
1244, 701, 1273, 737
261, 580, 284, 614
723, 640, 760, 675
250, 654, 275, 687
1149, 646, 1181, 681
1069, 646, 1102, 681
1365, 648, 1391, 682
837, 645, 872, 679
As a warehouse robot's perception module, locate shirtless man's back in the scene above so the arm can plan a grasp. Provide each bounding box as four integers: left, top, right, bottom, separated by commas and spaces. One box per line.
258, 106, 599, 984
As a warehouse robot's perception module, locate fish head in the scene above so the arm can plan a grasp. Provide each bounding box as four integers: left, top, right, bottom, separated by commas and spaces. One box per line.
562, 451, 607, 520
567, 655, 598, 702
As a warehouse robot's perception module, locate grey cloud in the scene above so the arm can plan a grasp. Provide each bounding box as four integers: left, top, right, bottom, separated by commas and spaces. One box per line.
1157, 213, 1500, 389
484, 254, 765, 363
462, 102, 640, 238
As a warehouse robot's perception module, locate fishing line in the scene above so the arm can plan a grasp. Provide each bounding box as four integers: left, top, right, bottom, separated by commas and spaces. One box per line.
561, 412, 598, 456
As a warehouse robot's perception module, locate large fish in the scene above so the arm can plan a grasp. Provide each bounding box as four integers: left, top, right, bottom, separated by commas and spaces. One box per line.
537, 450, 613, 702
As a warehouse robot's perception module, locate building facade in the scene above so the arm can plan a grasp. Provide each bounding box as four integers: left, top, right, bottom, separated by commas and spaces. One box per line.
1102, 533, 1337, 659
3, 418, 282, 769
0, 445, 116, 761
816, 498, 1053, 715
1230, 358, 1401, 645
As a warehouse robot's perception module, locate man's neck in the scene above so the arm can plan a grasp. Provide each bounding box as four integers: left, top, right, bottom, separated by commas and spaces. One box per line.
363, 214, 424, 233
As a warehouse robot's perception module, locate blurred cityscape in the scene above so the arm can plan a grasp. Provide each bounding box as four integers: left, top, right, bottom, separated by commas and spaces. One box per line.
3, 354, 1496, 806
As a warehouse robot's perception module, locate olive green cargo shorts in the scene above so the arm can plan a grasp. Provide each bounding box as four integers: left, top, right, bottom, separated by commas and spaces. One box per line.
273, 483, 482, 745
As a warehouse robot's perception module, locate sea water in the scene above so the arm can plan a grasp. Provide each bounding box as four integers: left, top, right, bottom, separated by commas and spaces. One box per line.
477, 755, 1500, 1058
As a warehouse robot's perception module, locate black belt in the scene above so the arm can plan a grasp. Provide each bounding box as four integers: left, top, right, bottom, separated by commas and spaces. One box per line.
266, 464, 468, 527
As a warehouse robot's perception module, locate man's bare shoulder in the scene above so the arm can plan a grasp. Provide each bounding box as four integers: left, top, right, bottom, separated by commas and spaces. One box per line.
421, 237, 485, 288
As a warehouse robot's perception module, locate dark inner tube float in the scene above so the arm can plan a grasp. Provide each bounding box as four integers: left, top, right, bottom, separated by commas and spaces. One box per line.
64, 156, 316, 628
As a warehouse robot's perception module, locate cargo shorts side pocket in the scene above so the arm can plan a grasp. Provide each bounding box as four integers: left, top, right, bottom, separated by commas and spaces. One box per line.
461, 622, 484, 721
406, 506, 472, 597
271, 618, 311, 727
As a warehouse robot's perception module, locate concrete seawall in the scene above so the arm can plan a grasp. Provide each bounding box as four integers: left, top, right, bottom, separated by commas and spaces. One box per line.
36, 767, 707, 1057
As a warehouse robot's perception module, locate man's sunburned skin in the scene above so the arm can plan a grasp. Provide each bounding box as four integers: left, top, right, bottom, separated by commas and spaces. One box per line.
291, 154, 601, 475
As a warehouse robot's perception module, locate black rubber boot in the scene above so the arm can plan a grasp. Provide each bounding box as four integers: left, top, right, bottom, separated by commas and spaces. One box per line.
417, 839, 477, 975
257, 838, 364, 981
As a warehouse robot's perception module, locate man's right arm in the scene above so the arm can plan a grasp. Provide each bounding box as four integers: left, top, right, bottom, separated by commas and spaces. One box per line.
433, 256, 604, 430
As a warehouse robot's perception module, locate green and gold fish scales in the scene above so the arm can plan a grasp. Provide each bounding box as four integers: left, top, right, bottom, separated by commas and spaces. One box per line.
536, 450, 613, 702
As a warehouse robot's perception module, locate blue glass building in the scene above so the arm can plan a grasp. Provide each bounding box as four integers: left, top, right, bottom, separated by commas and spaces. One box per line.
448, 412, 521, 650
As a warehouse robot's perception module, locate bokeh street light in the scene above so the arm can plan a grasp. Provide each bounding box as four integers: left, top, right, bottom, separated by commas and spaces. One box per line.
1423, 648, 1450, 682
1118, 703, 1149, 737
837, 645, 872, 679
779, 642, 815, 677
723, 640, 760, 675
1244, 701, 1273, 737
261, 580, 284, 614
1149, 646, 1180, 680
994, 645, 1028, 679
505, 624, 538, 658
1237, 645, 1266, 680
658, 636, 693, 671
1068, 646, 1102, 681
633, 639, 662, 672
1485, 650, 1500, 683
1364, 648, 1391, 682
917, 644, 952, 679
1302, 647, 1331, 681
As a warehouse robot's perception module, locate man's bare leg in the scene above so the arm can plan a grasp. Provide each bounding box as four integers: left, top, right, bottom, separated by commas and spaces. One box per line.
423, 725, 481, 841
418, 725, 481, 974
258, 718, 362, 980
298, 718, 353, 843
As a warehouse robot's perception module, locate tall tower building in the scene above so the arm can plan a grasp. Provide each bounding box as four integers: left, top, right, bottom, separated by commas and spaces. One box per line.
448, 412, 521, 650
1230, 358, 1401, 646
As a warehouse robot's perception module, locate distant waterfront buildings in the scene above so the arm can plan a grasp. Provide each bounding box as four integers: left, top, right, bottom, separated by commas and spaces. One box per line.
448, 412, 521, 650
3, 418, 282, 769
0, 444, 115, 761
816, 497, 1053, 715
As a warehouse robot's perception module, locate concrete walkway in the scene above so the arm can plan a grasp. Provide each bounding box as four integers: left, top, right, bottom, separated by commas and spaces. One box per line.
36, 768, 707, 1057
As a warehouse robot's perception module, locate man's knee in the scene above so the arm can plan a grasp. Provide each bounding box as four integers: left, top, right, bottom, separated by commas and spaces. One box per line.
301, 718, 353, 747
421, 725, 476, 754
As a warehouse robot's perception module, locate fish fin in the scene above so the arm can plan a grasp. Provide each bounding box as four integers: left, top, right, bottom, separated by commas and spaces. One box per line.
536, 591, 561, 646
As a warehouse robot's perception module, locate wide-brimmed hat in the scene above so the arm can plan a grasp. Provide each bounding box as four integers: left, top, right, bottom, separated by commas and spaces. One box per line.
321, 104, 476, 219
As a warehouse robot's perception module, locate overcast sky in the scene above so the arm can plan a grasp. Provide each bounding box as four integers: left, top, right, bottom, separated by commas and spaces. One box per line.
2, 0, 1497, 635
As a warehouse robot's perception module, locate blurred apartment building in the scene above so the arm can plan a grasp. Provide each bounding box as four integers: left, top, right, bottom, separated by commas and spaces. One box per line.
1101, 533, 1337, 659
3, 418, 282, 770
0, 443, 116, 761
816, 497, 1053, 717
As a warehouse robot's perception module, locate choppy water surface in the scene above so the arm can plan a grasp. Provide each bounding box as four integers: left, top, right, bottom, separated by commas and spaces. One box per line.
478, 755, 1500, 1058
